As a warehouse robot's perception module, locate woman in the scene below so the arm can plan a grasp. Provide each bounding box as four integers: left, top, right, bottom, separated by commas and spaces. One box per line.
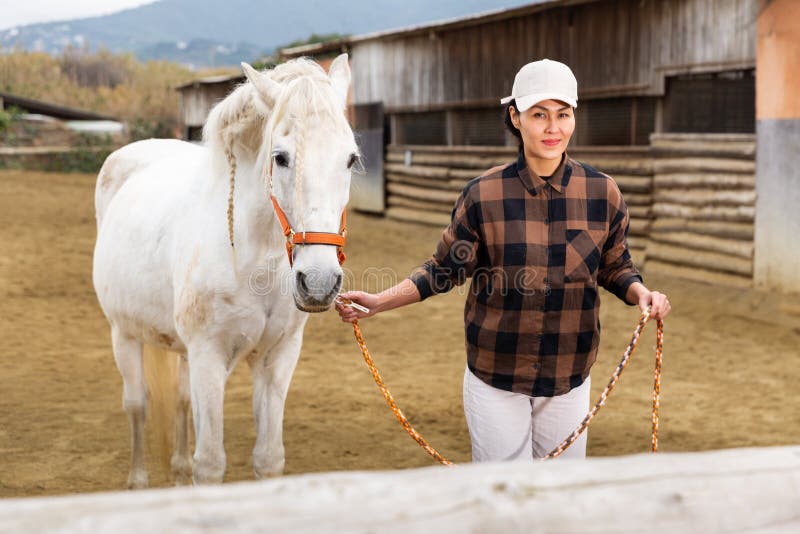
336, 59, 671, 462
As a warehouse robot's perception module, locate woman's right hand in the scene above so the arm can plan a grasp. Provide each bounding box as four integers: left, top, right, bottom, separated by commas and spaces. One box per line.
335, 291, 381, 323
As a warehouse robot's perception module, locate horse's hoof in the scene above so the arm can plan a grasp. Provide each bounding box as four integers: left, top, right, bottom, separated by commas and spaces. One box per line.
254, 469, 284, 479
171, 455, 192, 486
254, 458, 285, 479
174, 473, 192, 486
127, 471, 149, 490
191, 462, 225, 485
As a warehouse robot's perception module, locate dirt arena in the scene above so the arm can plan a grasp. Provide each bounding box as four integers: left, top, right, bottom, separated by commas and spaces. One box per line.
1, 169, 798, 497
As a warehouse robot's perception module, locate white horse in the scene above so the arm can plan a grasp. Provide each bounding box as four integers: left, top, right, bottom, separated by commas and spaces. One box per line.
93, 54, 358, 487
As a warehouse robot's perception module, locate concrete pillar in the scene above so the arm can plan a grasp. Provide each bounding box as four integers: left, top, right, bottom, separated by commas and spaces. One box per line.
754, 0, 800, 293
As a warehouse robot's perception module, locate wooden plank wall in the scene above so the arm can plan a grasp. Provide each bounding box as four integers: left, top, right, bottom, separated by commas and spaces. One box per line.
384, 145, 652, 267
384, 136, 756, 286
649, 133, 756, 286
351, 0, 756, 109
178, 84, 236, 128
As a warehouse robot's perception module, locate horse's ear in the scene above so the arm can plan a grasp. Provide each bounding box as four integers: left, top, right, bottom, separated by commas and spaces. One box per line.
241, 62, 280, 107
327, 53, 350, 109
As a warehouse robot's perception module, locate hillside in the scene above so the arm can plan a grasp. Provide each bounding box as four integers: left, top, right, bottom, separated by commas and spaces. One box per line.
0, 0, 534, 67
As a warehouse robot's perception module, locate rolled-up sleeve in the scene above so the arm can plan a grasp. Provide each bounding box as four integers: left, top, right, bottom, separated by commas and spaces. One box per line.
408, 184, 481, 301
598, 182, 643, 304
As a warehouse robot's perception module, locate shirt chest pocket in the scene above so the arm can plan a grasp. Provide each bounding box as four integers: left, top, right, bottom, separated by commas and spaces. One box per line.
564, 226, 605, 283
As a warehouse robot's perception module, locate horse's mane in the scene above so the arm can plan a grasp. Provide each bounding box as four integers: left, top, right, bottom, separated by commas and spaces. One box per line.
203, 58, 347, 167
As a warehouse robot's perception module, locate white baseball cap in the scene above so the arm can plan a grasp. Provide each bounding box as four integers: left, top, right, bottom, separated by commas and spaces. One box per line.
500, 59, 578, 110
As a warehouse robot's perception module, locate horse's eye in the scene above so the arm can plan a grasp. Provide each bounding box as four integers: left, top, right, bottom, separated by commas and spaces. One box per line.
347, 153, 359, 169
274, 153, 289, 168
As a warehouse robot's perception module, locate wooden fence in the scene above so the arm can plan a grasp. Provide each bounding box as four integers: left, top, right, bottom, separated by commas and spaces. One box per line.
1, 446, 798, 532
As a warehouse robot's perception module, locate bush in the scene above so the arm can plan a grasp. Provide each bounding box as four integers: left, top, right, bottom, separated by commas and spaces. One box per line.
46, 147, 114, 173
0, 106, 24, 136
128, 118, 177, 141
0, 49, 236, 141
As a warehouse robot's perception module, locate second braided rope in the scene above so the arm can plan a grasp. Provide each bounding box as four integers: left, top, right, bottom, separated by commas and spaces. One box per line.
352, 307, 663, 465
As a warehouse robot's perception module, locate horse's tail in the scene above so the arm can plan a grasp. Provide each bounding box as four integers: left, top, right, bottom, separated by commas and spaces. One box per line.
143, 345, 180, 477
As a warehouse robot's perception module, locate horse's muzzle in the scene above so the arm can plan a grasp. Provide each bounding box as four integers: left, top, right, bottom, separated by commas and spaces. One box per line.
293, 269, 343, 312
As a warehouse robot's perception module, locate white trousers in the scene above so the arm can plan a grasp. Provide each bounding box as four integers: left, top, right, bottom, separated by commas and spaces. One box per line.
463, 366, 591, 462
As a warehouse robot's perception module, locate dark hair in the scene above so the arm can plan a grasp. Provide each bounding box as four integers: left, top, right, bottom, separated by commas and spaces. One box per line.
503, 99, 523, 153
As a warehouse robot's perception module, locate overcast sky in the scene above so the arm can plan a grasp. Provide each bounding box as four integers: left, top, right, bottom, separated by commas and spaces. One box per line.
0, 1, 158, 30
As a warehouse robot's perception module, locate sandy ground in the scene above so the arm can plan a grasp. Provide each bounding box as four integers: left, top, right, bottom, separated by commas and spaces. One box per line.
1, 169, 798, 497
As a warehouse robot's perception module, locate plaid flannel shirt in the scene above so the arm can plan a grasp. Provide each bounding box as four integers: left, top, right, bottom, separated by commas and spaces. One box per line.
408, 151, 642, 397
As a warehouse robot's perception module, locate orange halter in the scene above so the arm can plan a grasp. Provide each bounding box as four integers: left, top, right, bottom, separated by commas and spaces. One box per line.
269, 194, 347, 267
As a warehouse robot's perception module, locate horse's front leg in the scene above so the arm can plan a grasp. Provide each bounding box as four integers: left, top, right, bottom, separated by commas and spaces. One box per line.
187, 342, 228, 484
248, 328, 303, 478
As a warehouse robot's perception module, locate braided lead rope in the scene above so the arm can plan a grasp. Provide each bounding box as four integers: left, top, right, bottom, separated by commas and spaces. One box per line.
652, 315, 663, 452
352, 321, 453, 466
350, 307, 663, 466
542, 308, 663, 459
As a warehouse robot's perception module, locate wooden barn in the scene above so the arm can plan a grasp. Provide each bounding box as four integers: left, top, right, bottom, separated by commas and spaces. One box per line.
279, 0, 799, 294
175, 74, 244, 141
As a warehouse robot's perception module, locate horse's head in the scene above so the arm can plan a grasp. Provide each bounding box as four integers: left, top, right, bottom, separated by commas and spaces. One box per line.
243, 55, 358, 313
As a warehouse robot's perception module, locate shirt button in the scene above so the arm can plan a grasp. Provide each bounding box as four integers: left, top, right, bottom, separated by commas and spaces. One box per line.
544, 218, 550, 224
543, 277, 548, 283
540, 305, 546, 312
532, 362, 541, 370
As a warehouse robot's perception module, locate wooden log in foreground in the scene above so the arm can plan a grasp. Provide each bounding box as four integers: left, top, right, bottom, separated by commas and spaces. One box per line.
1, 447, 798, 533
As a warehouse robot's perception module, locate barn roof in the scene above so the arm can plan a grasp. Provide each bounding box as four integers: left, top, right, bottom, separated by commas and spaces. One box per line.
0, 91, 117, 121
280, 0, 599, 58
174, 74, 244, 91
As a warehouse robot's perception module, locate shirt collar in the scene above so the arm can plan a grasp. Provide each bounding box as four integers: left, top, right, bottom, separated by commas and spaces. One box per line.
515, 150, 571, 195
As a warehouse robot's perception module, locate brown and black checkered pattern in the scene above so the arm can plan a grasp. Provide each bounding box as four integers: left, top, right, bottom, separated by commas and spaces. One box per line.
408, 151, 642, 397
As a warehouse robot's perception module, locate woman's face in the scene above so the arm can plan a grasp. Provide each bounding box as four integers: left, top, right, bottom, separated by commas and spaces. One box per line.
510, 99, 576, 162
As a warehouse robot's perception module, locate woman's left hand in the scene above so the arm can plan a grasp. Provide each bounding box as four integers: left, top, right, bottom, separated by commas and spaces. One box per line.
639, 290, 671, 320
